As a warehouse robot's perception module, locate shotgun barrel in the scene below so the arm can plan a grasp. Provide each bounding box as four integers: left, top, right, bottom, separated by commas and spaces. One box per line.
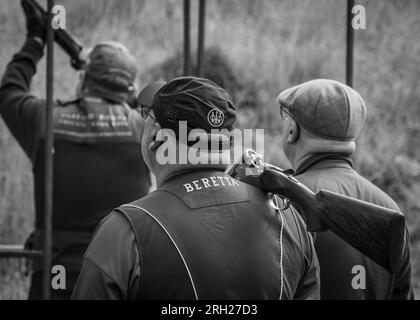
23, 0, 86, 69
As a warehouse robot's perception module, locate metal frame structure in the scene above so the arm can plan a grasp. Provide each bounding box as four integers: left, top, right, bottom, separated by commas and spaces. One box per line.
183, 0, 191, 75
186, 0, 355, 83
42, 0, 55, 299
196, 0, 207, 77
346, 0, 355, 87
0, 0, 355, 300
183, 0, 207, 76
0, 0, 54, 300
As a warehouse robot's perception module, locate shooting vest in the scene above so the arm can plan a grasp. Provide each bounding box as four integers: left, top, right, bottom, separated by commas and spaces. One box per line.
31, 96, 150, 271
116, 170, 311, 299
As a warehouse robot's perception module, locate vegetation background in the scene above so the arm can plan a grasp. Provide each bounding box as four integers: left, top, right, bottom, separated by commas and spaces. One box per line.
0, 0, 419, 299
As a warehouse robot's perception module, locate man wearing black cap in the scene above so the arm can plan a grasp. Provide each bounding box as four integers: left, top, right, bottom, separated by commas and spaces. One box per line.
276, 79, 414, 299
72, 76, 320, 300
0, 2, 150, 299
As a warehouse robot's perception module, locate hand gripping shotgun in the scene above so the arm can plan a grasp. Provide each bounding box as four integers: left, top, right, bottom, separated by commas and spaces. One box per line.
23, 0, 139, 107
227, 149, 407, 273
23, 0, 87, 70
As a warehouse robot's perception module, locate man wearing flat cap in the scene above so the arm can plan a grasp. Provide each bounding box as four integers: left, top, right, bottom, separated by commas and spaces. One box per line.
0, 2, 150, 299
276, 79, 414, 299
72, 76, 321, 300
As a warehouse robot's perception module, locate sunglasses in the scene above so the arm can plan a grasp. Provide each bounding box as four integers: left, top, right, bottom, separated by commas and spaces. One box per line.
137, 105, 156, 122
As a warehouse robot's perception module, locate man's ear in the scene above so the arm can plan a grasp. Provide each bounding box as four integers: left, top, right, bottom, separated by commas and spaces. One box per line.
76, 71, 86, 93
149, 121, 163, 152
287, 120, 300, 144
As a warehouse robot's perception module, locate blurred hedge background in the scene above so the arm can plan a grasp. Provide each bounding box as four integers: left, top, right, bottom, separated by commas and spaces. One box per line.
0, 0, 419, 299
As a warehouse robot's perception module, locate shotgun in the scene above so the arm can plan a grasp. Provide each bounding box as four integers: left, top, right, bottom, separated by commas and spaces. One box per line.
23, 0, 87, 70
227, 149, 406, 273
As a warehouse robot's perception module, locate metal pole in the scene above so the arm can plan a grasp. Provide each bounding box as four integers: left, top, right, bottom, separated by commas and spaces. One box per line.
197, 0, 206, 77
43, 0, 55, 300
183, 0, 191, 75
346, 0, 355, 87
0, 245, 42, 259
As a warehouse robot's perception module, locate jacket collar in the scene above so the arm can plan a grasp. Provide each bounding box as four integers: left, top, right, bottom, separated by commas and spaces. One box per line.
293, 153, 354, 176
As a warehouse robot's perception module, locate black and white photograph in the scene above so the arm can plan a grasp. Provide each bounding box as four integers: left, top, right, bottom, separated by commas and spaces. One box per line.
0, 0, 419, 308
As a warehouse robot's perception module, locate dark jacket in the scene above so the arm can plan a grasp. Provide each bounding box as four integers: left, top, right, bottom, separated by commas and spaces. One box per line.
294, 153, 414, 300
72, 169, 320, 300
0, 39, 151, 299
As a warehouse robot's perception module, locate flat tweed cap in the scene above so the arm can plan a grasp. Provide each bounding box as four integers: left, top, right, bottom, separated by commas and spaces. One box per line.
277, 79, 367, 141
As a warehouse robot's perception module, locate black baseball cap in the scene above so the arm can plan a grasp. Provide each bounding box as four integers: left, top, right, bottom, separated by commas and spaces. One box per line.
137, 76, 236, 134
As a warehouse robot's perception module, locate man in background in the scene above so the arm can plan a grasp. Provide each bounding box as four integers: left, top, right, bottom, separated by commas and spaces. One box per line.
72, 76, 320, 300
276, 79, 414, 299
0, 2, 150, 299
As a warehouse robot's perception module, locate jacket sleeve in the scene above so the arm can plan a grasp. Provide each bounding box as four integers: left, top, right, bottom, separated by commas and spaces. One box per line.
71, 212, 141, 300
71, 256, 125, 300
391, 228, 415, 300
288, 205, 320, 300
0, 38, 45, 162
293, 230, 321, 300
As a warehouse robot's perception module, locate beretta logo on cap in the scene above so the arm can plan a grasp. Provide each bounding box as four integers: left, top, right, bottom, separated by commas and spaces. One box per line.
207, 109, 224, 127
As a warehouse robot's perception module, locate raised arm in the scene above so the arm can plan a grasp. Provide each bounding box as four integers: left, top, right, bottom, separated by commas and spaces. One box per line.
0, 0, 47, 161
